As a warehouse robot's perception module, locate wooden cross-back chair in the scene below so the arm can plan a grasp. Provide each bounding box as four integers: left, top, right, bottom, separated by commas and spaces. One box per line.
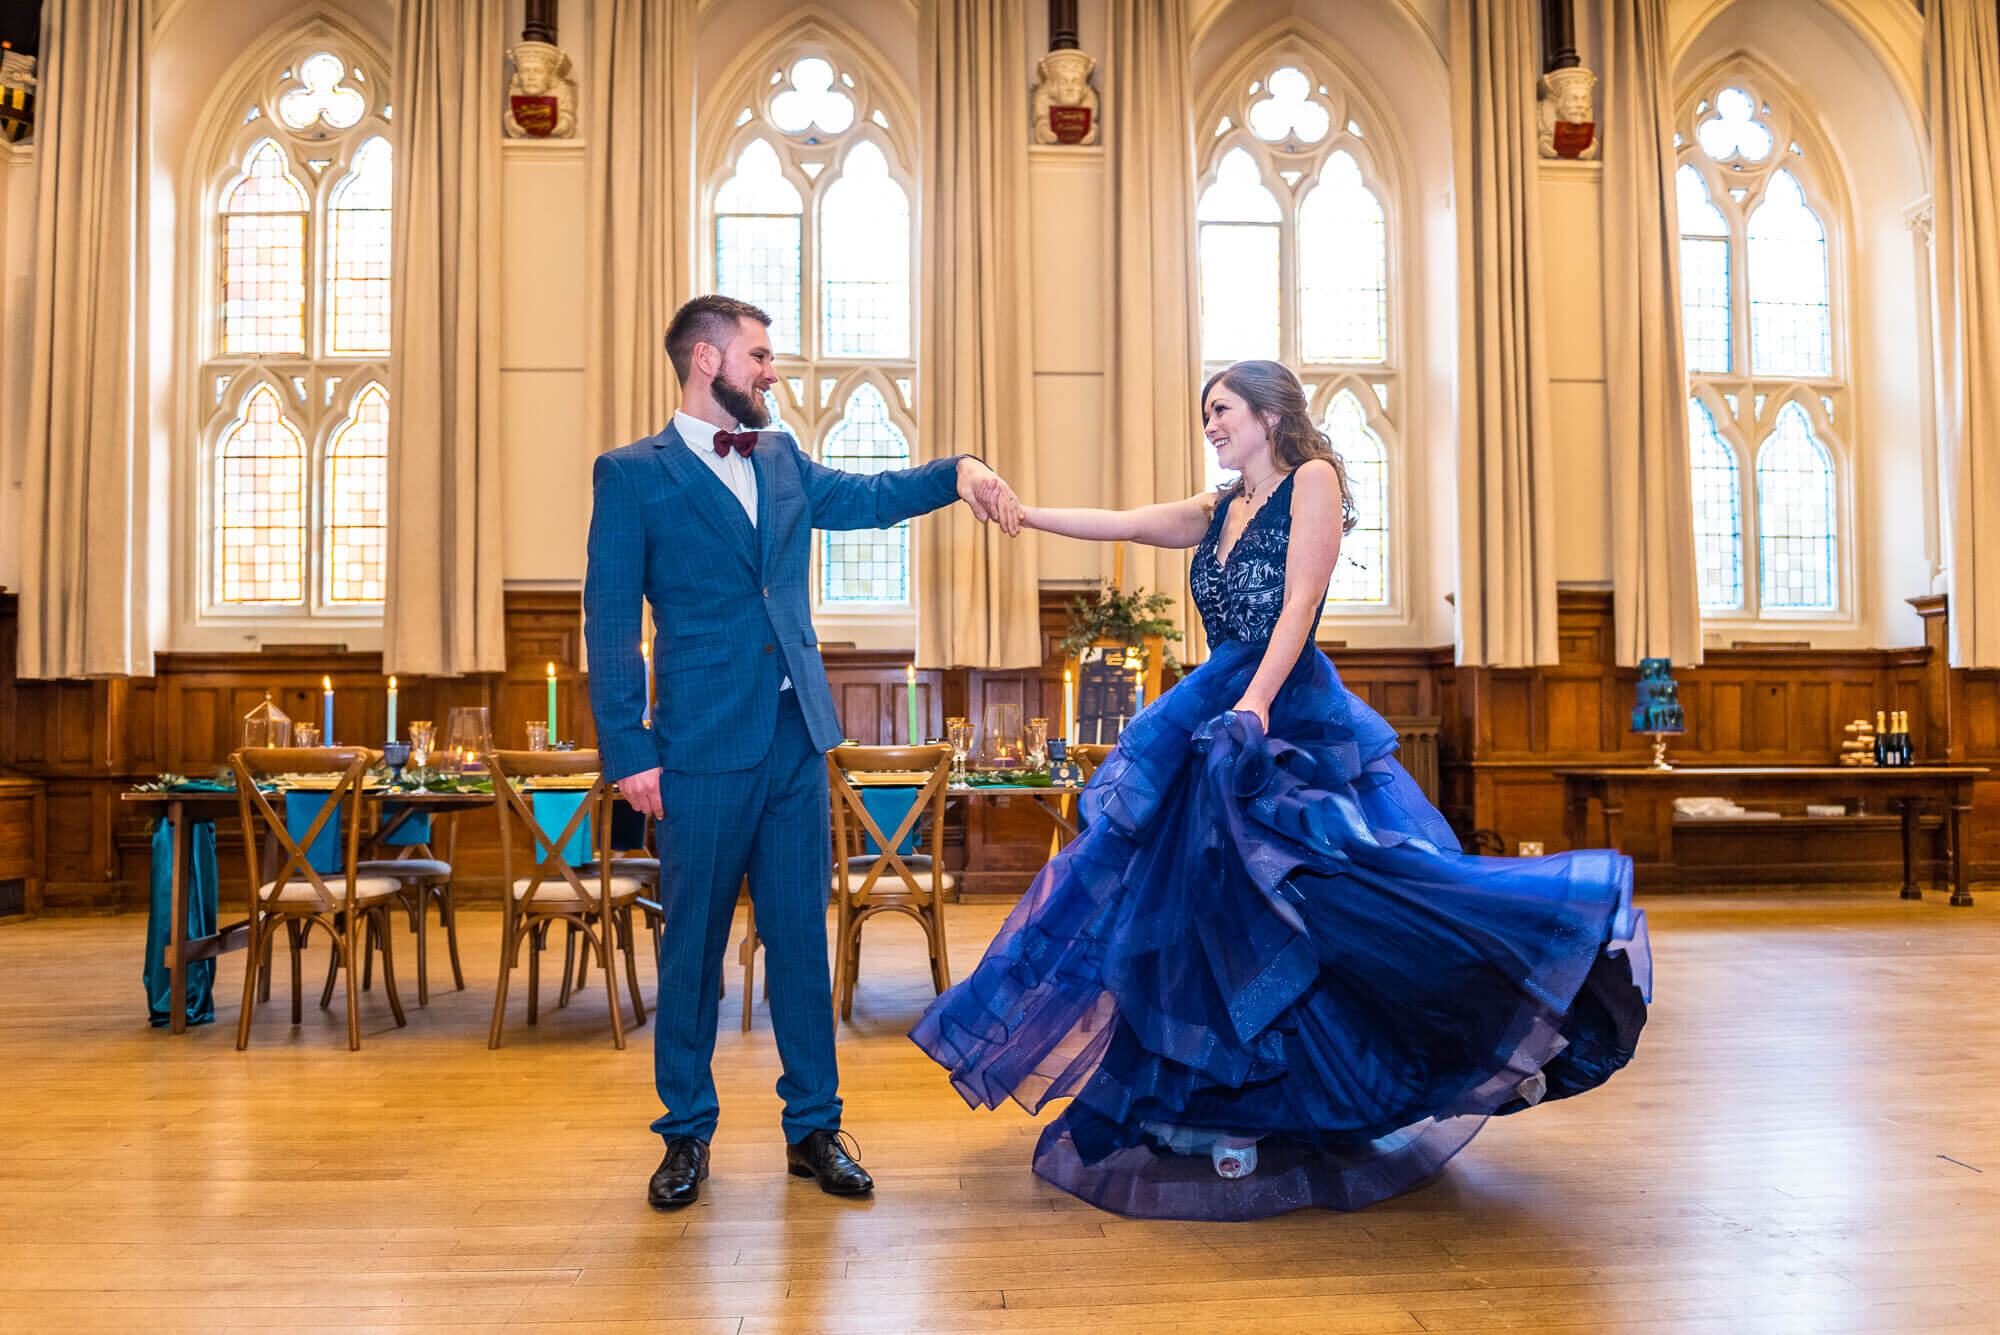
827, 743, 955, 1021
230, 746, 404, 1051
487, 749, 651, 1050
354, 806, 463, 1007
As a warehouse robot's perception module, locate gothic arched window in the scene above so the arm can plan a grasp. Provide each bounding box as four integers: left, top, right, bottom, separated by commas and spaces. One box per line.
201, 40, 392, 615
1676, 77, 1847, 617
709, 50, 917, 609
1196, 57, 1399, 610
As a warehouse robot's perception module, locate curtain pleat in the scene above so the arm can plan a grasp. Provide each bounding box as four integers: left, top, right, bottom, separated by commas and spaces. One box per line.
17, 0, 153, 679
1450, 0, 1558, 668
383, 0, 506, 676
916, 0, 1043, 669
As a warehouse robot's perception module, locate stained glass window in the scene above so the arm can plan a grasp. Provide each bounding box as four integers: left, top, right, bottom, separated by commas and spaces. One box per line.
715, 139, 804, 355
1687, 398, 1744, 611
219, 385, 306, 603
819, 141, 909, 358
327, 137, 391, 357
1197, 59, 1400, 615
1678, 78, 1845, 620
1324, 391, 1387, 604
1197, 147, 1281, 363
206, 43, 391, 617
221, 141, 309, 355
1747, 170, 1831, 378
1676, 164, 1731, 375
713, 49, 918, 608
1756, 403, 1837, 611
819, 384, 911, 603
1298, 153, 1386, 363
326, 384, 389, 603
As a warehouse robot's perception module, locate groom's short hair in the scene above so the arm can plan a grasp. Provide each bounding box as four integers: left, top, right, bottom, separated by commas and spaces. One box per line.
665, 295, 773, 384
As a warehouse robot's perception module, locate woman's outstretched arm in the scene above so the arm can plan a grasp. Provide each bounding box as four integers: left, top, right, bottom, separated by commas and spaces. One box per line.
1231, 461, 1343, 729
1023, 491, 1219, 550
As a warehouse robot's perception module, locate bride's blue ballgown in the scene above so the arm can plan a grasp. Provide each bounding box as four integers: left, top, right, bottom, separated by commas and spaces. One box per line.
909, 471, 1652, 1220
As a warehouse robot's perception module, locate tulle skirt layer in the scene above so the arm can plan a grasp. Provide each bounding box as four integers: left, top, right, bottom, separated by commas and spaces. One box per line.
909, 639, 1650, 1221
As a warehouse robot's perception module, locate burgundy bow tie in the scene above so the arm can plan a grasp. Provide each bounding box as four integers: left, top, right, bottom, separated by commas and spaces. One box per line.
713, 430, 757, 457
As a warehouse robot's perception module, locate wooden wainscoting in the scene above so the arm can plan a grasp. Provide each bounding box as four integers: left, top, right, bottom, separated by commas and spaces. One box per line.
3, 586, 1996, 911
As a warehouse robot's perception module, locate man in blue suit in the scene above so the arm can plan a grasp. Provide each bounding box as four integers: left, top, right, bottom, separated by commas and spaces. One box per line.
585, 295, 1020, 1209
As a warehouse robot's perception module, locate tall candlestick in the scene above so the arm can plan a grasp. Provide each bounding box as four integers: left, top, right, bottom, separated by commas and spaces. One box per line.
1063, 668, 1075, 745
906, 663, 918, 743
386, 676, 398, 742
546, 662, 558, 739
641, 641, 653, 728
322, 676, 334, 744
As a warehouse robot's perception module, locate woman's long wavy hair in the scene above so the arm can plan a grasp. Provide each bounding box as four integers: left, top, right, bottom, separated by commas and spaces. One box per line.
1202, 360, 1357, 534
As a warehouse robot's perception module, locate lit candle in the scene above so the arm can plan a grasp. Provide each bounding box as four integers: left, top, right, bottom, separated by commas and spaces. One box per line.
641, 641, 653, 729
1063, 668, 1075, 746
322, 676, 334, 745
386, 676, 398, 742
906, 663, 918, 743
546, 662, 558, 740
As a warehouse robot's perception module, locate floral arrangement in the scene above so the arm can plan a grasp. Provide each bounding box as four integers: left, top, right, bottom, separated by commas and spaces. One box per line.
1060, 584, 1184, 676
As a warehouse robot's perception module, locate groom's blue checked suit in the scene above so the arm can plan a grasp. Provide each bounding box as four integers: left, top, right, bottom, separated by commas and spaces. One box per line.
584, 418, 964, 1145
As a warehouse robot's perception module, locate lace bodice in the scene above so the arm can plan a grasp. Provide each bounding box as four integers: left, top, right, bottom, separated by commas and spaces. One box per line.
1190, 471, 1321, 646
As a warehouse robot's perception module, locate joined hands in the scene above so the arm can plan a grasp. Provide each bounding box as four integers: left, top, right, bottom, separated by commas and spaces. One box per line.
956, 458, 1026, 536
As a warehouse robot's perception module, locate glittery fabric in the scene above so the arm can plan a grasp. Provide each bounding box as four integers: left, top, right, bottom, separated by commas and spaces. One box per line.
908, 476, 1650, 1221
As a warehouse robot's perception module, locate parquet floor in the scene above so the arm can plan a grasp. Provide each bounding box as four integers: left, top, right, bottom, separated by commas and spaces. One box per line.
4, 893, 2000, 1333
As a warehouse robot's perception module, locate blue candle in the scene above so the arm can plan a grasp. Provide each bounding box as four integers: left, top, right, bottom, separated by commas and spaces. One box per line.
322, 676, 334, 744
641, 641, 653, 728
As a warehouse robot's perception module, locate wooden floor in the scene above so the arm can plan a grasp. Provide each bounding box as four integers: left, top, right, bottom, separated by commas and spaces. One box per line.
4, 893, 2000, 1333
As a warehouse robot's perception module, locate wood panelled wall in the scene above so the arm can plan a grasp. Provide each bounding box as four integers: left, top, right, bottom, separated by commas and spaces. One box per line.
2, 587, 1995, 911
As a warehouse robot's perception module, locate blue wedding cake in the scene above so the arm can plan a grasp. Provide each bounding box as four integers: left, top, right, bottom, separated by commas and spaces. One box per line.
1631, 658, 1685, 734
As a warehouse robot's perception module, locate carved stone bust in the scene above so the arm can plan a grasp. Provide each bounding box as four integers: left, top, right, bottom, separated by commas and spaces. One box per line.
1537, 67, 1598, 160
1031, 48, 1100, 146
506, 40, 576, 139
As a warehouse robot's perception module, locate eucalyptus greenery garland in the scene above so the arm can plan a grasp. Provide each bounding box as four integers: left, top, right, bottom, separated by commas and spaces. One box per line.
1059, 585, 1184, 677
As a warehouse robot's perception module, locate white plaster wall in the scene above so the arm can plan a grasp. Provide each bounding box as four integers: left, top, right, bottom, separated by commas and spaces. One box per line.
0, 144, 33, 594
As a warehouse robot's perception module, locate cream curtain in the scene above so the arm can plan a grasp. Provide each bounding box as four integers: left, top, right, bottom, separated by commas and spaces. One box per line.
916, 0, 1042, 668
584, 0, 696, 454
17, 0, 153, 679
1450, 0, 1558, 667
1105, 0, 1206, 660
383, 0, 506, 675
1926, 0, 2000, 668
1600, 0, 1702, 667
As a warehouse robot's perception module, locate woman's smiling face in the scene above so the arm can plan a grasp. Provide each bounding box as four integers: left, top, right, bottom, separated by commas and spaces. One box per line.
1204, 381, 1272, 476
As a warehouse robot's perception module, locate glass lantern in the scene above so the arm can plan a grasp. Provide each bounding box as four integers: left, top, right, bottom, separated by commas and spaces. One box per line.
976, 702, 1025, 769
241, 692, 293, 750
441, 706, 493, 774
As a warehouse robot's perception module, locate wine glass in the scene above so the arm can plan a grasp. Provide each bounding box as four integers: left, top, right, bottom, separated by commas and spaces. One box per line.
1024, 718, 1048, 771
947, 720, 975, 781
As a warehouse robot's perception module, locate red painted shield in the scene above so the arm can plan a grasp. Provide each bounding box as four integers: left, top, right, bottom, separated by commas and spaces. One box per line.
1048, 105, 1092, 145
1552, 120, 1596, 159
510, 94, 558, 138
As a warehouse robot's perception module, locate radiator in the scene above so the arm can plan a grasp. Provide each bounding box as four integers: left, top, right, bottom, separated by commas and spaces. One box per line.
1385, 716, 1442, 808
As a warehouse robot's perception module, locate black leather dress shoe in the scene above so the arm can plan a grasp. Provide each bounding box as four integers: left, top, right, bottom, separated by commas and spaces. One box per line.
786, 1128, 874, 1196
647, 1137, 709, 1209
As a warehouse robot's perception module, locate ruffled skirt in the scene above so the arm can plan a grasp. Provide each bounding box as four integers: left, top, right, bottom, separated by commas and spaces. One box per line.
909, 639, 1650, 1220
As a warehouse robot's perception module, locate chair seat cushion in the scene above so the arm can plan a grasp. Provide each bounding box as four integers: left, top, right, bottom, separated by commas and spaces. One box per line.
258, 875, 403, 905
356, 858, 452, 880
836, 858, 955, 894
511, 873, 647, 903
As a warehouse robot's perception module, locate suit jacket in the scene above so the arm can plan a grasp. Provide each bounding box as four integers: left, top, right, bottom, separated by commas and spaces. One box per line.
584, 423, 963, 780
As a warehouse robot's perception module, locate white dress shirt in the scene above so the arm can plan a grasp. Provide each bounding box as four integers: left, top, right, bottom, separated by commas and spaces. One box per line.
672, 411, 790, 691
673, 411, 758, 524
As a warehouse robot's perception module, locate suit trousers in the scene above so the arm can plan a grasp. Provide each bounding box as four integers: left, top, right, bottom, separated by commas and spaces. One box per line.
650, 689, 841, 1144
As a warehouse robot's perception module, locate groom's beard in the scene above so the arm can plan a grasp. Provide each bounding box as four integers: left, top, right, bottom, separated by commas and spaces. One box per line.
712, 371, 770, 429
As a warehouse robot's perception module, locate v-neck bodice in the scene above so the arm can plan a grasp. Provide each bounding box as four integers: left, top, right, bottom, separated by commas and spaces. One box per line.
1190, 471, 1313, 647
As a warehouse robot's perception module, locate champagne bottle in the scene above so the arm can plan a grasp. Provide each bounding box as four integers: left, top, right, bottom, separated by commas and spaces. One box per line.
1874, 710, 1887, 766
1898, 711, 1914, 766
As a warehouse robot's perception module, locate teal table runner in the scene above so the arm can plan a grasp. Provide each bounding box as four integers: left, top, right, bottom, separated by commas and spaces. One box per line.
284, 792, 344, 874
858, 787, 921, 856
145, 820, 217, 1028
530, 791, 594, 865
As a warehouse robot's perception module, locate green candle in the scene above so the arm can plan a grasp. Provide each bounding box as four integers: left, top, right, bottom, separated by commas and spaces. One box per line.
546, 662, 557, 739
906, 664, 918, 743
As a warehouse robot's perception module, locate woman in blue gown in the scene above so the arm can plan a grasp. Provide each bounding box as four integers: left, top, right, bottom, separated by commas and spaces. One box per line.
910, 360, 1651, 1221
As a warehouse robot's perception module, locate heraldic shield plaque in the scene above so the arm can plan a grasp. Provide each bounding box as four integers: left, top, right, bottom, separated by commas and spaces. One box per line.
509, 94, 558, 138
1047, 105, 1092, 145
